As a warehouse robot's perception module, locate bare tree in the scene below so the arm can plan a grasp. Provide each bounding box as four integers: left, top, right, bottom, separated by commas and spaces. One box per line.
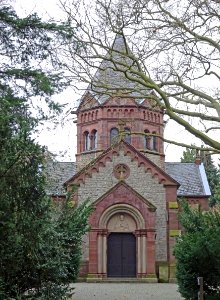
60, 0, 220, 153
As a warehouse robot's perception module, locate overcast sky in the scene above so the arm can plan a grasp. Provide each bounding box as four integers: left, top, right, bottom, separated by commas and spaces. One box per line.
12, 0, 210, 163
13, 0, 78, 161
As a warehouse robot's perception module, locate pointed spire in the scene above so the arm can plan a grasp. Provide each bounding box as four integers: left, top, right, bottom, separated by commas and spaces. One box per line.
111, 32, 130, 54
87, 33, 152, 104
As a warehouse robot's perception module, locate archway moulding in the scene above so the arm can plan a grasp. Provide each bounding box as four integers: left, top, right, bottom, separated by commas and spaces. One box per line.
99, 203, 145, 230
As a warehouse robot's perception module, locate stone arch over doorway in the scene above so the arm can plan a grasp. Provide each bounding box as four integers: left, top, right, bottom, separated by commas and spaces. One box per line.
99, 203, 145, 229
97, 204, 149, 278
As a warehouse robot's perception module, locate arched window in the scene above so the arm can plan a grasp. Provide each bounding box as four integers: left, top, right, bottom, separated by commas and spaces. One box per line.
144, 129, 151, 149
84, 131, 90, 151
124, 127, 131, 144
91, 129, 98, 150
110, 128, 119, 145
152, 132, 157, 151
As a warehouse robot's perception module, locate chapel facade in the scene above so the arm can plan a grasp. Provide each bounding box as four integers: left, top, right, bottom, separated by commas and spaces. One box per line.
47, 34, 210, 282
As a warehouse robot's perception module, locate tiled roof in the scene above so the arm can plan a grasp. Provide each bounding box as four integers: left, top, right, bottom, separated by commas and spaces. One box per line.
165, 162, 210, 196
45, 161, 210, 197
44, 161, 76, 195
85, 34, 152, 105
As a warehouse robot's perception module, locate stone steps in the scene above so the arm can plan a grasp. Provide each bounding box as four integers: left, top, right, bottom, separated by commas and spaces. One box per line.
86, 277, 157, 283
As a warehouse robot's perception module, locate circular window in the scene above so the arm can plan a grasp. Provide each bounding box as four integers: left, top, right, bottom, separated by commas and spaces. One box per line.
113, 164, 130, 180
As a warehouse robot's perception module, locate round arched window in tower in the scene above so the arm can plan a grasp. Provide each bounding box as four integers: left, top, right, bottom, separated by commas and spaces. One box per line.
113, 164, 130, 180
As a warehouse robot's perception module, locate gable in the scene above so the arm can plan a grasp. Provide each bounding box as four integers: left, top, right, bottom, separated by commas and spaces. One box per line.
65, 140, 179, 188
88, 181, 157, 228
94, 181, 156, 211
78, 91, 99, 112
140, 91, 162, 110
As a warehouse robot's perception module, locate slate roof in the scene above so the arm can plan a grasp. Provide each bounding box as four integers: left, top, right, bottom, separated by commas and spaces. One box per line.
45, 160, 210, 197
165, 162, 211, 196
83, 34, 153, 105
44, 161, 76, 195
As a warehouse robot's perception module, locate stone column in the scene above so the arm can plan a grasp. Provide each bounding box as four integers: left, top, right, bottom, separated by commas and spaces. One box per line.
96, 230, 108, 278
137, 232, 141, 276
97, 232, 102, 275
146, 230, 157, 282
102, 233, 107, 276
137, 229, 147, 278
142, 235, 147, 274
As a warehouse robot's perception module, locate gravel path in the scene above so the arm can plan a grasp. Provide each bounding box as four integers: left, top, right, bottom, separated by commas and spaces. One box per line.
71, 283, 184, 300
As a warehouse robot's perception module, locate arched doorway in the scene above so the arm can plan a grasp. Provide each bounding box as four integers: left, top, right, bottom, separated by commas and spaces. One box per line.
107, 232, 136, 277
92, 203, 156, 280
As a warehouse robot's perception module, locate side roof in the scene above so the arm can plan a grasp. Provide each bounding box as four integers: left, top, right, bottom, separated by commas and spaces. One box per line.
44, 161, 76, 196
165, 162, 211, 197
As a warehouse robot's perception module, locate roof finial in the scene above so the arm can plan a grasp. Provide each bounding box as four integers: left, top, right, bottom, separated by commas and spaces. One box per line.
115, 2, 123, 31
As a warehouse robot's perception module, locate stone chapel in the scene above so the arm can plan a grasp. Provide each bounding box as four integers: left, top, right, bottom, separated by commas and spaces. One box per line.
46, 34, 211, 282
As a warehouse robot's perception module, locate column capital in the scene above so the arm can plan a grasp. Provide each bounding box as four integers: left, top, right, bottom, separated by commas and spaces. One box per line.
135, 229, 155, 237
94, 228, 108, 236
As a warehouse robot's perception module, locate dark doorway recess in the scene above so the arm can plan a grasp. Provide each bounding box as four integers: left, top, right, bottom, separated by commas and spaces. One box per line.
107, 233, 136, 277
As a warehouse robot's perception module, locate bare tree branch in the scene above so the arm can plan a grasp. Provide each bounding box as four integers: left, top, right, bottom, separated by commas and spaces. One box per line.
59, 0, 220, 152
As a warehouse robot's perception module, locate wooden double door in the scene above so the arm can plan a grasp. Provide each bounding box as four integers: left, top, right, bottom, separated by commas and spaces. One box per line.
107, 233, 136, 277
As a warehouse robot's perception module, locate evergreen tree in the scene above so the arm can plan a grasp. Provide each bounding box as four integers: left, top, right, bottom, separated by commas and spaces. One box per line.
174, 201, 220, 300
205, 159, 220, 206
0, 4, 91, 299
180, 146, 197, 163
